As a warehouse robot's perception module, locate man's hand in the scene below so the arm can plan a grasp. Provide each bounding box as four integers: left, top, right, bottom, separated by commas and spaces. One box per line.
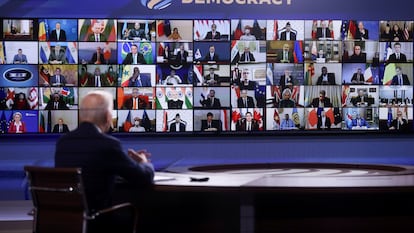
128, 149, 151, 163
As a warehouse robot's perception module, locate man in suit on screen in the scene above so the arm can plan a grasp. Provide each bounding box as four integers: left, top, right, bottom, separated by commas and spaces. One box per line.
122, 44, 146, 65
387, 42, 408, 63
169, 113, 186, 132
50, 22, 67, 41
280, 22, 296, 41
237, 89, 255, 108
391, 66, 410, 85
204, 23, 221, 40
88, 22, 107, 42
201, 112, 222, 131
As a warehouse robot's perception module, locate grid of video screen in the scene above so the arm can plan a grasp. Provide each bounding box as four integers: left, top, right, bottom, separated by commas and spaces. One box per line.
0, 19, 413, 134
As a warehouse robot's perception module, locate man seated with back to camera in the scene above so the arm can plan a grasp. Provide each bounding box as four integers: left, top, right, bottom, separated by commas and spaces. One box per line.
55, 90, 154, 233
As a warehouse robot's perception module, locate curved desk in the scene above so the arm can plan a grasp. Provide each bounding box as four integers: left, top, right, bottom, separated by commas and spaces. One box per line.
137, 163, 414, 233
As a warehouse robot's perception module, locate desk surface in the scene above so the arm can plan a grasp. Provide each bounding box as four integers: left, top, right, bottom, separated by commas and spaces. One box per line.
154, 162, 414, 192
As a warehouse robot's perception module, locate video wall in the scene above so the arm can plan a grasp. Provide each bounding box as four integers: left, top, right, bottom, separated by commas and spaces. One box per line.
0, 18, 413, 134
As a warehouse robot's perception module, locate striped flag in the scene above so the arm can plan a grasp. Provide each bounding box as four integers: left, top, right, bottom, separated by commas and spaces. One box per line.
364, 65, 373, 83
65, 42, 78, 64
121, 65, 131, 87
403, 21, 410, 41
193, 65, 203, 84
38, 19, 48, 41
387, 107, 393, 127
39, 111, 45, 133
221, 109, 228, 131
40, 42, 50, 64
123, 110, 132, 132
162, 110, 168, 132
182, 87, 193, 109
293, 40, 303, 63
273, 20, 278, 40
382, 63, 396, 85
273, 109, 280, 129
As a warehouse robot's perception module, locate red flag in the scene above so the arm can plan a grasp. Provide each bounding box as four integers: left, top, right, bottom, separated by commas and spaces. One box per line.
221, 109, 228, 131
403, 22, 410, 41
311, 20, 317, 39
234, 20, 243, 40
157, 21, 165, 37
123, 110, 132, 132
308, 108, 318, 127
253, 109, 263, 131
232, 110, 241, 123
325, 108, 335, 126
348, 20, 356, 39
329, 20, 335, 38
273, 20, 278, 40
162, 110, 168, 132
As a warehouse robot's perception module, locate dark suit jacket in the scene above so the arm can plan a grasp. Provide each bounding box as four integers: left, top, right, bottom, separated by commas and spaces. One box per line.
128, 29, 146, 40
45, 99, 69, 110
388, 53, 407, 62
237, 119, 259, 131
201, 120, 222, 131
239, 52, 256, 63
127, 75, 152, 87
355, 29, 369, 40
347, 53, 366, 63
55, 122, 154, 211
87, 33, 107, 42
204, 53, 219, 62
316, 73, 336, 85
200, 97, 221, 108
167, 99, 183, 109
351, 73, 365, 84
48, 48, 67, 64
279, 75, 296, 88
52, 124, 69, 133
90, 52, 105, 64
317, 116, 331, 129
279, 99, 295, 108
203, 74, 220, 86
277, 51, 294, 63
351, 96, 371, 106
175, 50, 188, 63
237, 96, 255, 108
390, 118, 408, 131
205, 31, 221, 40
49, 75, 67, 86
169, 122, 186, 132
308, 97, 332, 107
85, 75, 114, 87
316, 28, 331, 39
50, 29, 67, 41
280, 31, 296, 40
122, 52, 146, 64
391, 74, 410, 85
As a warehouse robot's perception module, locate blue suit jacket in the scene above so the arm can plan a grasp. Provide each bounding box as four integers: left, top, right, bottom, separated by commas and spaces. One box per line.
55, 122, 154, 210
